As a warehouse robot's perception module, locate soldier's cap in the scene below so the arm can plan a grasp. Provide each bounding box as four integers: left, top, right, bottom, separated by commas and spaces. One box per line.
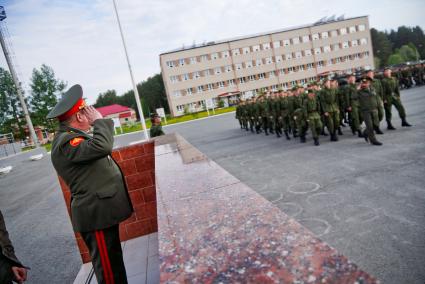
150, 112, 160, 119
345, 72, 355, 77
361, 76, 373, 83
384, 67, 392, 71
46, 84, 85, 121
291, 85, 299, 91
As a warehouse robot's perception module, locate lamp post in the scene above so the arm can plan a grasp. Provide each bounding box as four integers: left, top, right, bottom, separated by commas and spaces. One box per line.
112, 0, 149, 140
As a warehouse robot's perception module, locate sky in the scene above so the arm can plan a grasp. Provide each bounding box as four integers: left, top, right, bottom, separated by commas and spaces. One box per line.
0, 0, 424, 104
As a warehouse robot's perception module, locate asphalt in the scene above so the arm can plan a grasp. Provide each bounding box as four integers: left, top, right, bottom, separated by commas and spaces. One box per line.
0, 86, 423, 283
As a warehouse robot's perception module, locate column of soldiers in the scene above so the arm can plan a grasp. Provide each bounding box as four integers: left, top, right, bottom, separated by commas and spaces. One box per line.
392, 62, 425, 89
236, 67, 412, 147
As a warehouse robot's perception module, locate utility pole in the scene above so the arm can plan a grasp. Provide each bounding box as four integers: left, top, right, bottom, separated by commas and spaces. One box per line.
0, 6, 39, 147
112, 0, 149, 140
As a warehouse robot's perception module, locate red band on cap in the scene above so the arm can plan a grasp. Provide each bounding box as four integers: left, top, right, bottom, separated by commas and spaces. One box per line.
58, 98, 86, 121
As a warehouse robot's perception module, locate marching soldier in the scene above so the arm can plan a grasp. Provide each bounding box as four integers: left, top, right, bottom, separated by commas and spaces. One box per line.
247, 99, 256, 133
303, 89, 322, 146
235, 102, 244, 129
271, 92, 282, 138
319, 78, 340, 141
366, 70, 385, 132
343, 73, 363, 137
150, 113, 165, 137
279, 91, 292, 140
47, 85, 133, 283
381, 68, 412, 129
358, 77, 383, 146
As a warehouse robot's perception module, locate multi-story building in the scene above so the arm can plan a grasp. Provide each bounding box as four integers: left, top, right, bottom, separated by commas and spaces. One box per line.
160, 16, 374, 117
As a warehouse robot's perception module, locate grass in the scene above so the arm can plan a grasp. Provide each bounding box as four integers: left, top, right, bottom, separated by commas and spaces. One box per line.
113, 106, 236, 135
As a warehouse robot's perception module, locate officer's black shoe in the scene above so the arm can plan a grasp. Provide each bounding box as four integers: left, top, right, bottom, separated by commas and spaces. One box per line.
313, 138, 320, 146
351, 128, 356, 135
334, 133, 339, 141
270, 129, 275, 134
401, 119, 412, 127
293, 130, 298, 138
364, 134, 369, 143
276, 131, 281, 138
338, 127, 343, 135
284, 131, 291, 140
374, 127, 384, 134
371, 140, 383, 146
387, 121, 396, 130
357, 130, 364, 138
300, 136, 306, 143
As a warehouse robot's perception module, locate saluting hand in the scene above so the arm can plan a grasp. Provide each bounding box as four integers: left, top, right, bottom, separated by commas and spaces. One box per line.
83, 106, 103, 126
12, 266, 27, 284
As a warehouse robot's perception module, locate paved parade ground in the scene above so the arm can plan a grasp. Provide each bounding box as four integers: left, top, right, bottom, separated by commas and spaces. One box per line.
0, 86, 424, 283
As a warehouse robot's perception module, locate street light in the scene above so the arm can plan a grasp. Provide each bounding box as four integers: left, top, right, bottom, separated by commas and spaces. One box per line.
111, 0, 149, 140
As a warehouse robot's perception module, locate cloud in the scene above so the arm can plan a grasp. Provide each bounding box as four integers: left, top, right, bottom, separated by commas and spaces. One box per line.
0, 0, 424, 104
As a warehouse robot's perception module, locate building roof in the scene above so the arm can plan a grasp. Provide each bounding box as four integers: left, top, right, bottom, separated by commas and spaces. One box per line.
160, 15, 368, 55
96, 104, 131, 116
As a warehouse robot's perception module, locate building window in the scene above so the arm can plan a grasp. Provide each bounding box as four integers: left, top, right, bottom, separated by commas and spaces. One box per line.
340, 28, 347, 35
252, 45, 260, 52
183, 73, 189, 81
204, 69, 211, 76
285, 53, 293, 60
201, 55, 208, 62
256, 59, 263, 66
207, 83, 213, 90
327, 59, 333, 66
273, 41, 281, 48
197, 86, 203, 93
190, 57, 197, 64
225, 65, 232, 72
314, 47, 321, 54
307, 63, 313, 69
304, 49, 312, 56
358, 24, 366, 31
215, 67, 222, 74
232, 49, 240, 56
166, 61, 175, 68
248, 75, 255, 81
335, 57, 341, 63
228, 79, 235, 86
288, 66, 294, 73
300, 79, 306, 85
218, 81, 225, 88
259, 73, 265, 80
360, 38, 367, 45
269, 71, 275, 77
242, 47, 250, 54
265, 57, 273, 64
176, 105, 184, 112
275, 55, 283, 62
295, 51, 302, 59
186, 88, 193, 95
351, 40, 358, 47
349, 26, 356, 33
333, 43, 340, 51
211, 52, 219, 60
279, 68, 286, 75
239, 77, 246, 84
330, 30, 338, 37
323, 45, 331, 53
321, 32, 329, 39
193, 71, 201, 79
272, 85, 278, 91
170, 75, 178, 83
282, 82, 288, 89
342, 41, 349, 49
262, 42, 271, 50
179, 58, 185, 66
221, 50, 230, 58
302, 35, 310, 43
245, 61, 253, 68
364, 51, 370, 57
290, 81, 296, 87
312, 33, 319, 41
317, 61, 324, 68
299, 65, 305, 71
283, 39, 290, 46
354, 53, 360, 60
292, 37, 300, 45
173, 91, 181, 97
235, 63, 243, 70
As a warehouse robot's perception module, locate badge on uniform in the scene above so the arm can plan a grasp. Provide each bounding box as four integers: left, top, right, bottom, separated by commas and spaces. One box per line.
70, 137, 84, 147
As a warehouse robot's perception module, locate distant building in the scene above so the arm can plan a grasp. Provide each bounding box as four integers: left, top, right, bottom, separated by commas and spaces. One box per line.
96, 104, 137, 125
160, 15, 374, 117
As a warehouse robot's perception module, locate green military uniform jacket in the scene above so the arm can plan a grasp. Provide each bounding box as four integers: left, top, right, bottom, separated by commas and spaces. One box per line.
303, 95, 321, 118
371, 79, 384, 100
319, 88, 339, 113
150, 124, 165, 138
358, 87, 379, 112
51, 119, 133, 233
344, 83, 360, 107
0, 210, 25, 268
381, 77, 400, 101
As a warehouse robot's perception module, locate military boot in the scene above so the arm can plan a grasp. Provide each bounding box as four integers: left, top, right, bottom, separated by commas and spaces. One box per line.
371, 139, 383, 146
300, 135, 306, 143
338, 127, 343, 135
313, 137, 320, 146
401, 118, 412, 127
265, 128, 269, 136
334, 132, 339, 141
293, 129, 298, 138
357, 130, 364, 138
351, 128, 356, 135
284, 130, 291, 140
250, 125, 254, 133
374, 126, 384, 134
276, 129, 281, 138
387, 120, 396, 130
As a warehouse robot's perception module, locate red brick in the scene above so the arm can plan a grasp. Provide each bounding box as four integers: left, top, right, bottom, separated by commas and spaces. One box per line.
144, 142, 154, 154
122, 212, 137, 225
142, 186, 156, 202
129, 190, 144, 205
134, 155, 155, 172
81, 252, 91, 263
119, 144, 145, 160
119, 223, 128, 241
134, 204, 149, 220
117, 159, 137, 176
111, 151, 122, 162
150, 171, 156, 186
146, 202, 157, 219
150, 218, 158, 233
125, 172, 153, 191
125, 220, 152, 238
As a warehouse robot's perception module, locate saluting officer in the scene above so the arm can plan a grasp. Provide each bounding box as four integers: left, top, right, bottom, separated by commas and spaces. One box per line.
47, 85, 133, 284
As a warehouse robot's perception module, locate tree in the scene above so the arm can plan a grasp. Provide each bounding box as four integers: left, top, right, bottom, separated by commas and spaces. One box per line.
29, 64, 66, 131
94, 89, 119, 107
370, 28, 393, 66
387, 54, 404, 66
138, 74, 169, 114
398, 45, 418, 62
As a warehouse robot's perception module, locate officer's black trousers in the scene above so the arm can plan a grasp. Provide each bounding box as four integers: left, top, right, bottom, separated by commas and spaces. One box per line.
0, 252, 13, 284
81, 224, 128, 284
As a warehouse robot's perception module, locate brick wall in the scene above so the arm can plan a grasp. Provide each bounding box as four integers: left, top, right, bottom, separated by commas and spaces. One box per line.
58, 141, 157, 264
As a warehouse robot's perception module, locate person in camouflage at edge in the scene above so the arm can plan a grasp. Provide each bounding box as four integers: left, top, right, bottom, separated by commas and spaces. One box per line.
381, 67, 412, 129
235, 101, 244, 130
278, 90, 292, 140
303, 88, 322, 146
319, 78, 340, 142
343, 73, 363, 138
366, 70, 385, 134
270, 92, 282, 138
333, 78, 348, 136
